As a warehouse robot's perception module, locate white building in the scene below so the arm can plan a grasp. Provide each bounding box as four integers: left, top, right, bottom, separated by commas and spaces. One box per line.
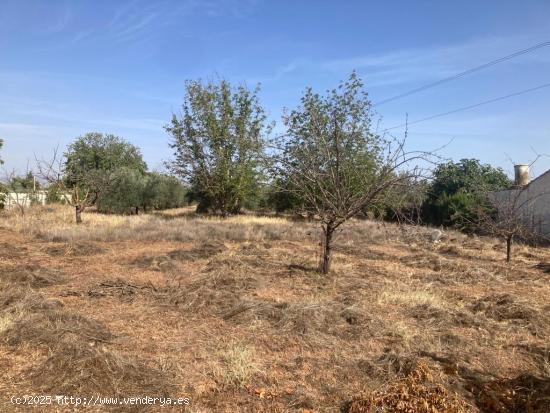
1, 191, 48, 210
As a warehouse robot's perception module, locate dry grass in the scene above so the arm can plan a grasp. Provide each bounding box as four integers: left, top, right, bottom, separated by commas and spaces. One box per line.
30, 344, 174, 402
215, 343, 261, 388
378, 288, 445, 309
1, 204, 317, 242
1, 205, 549, 412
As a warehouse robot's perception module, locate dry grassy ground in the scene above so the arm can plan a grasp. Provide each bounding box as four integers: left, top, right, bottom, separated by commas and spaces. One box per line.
0, 205, 549, 412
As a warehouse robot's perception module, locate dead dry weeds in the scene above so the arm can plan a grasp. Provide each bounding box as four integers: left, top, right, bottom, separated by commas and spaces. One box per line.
1, 205, 549, 412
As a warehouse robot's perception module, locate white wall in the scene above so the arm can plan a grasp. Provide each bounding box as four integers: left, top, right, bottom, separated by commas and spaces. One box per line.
491, 171, 550, 237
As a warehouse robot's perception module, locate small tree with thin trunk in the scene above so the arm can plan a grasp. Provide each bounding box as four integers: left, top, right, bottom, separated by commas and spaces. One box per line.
37, 133, 147, 223
272, 73, 436, 274
36, 147, 102, 224
480, 185, 548, 262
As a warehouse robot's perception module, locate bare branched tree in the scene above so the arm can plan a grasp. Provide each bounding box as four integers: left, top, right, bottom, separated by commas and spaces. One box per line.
479, 157, 549, 262
36, 147, 96, 224
270, 74, 439, 274
481, 190, 548, 262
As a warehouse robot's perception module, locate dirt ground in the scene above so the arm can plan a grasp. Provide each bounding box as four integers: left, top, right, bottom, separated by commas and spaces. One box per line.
0, 207, 549, 412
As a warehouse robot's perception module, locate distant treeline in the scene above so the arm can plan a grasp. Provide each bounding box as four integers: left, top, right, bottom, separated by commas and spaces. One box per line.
1, 75, 512, 232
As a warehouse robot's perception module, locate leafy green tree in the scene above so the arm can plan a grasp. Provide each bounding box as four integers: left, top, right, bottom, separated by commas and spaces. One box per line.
97, 171, 187, 214
264, 178, 304, 214
166, 79, 269, 216
423, 159, 512, 228
37, 133, 147, 223
0, 138, 4, 165
143, 173, 187, 210
97, 168, 146, 214
64, 132, 146, 187
273, 73, 433, 273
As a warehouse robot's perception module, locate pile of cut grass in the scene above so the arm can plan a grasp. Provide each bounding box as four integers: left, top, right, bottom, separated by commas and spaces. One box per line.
0, 262, 176, 408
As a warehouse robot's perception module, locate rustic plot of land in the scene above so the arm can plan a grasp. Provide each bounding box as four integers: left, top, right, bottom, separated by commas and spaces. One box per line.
0, 205, 549, 412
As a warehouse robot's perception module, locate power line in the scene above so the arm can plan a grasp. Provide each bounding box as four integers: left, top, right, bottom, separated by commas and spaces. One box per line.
374, 40, 550, 106
384, 82, 550, 131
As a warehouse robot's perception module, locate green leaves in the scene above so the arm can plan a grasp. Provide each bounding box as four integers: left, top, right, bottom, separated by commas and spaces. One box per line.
63, 132, 148, 206
277, 72, 386, 224
97, 170, 187, 214
424, 159, 513, 227
166, 79, 268, 215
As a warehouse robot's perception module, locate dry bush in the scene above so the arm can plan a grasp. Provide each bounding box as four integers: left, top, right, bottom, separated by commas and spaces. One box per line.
378, 288, 444, 309
3, 204, 550, 411
167, 240, 227, 260
357, 352, 419, 381
470, 294, 537, 322
346, 361, 474, 413
1, 276, 112, 349
0, 312, 13, 334
377, 286, 480, 329
163, 244, 364, 337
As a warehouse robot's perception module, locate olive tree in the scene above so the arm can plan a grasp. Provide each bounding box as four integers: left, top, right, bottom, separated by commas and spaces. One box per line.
97, 170, 187, 214
166, 79, 269, 216
96, 167, 146, 214
273, 74, 435, 274
37, 133, 147, 223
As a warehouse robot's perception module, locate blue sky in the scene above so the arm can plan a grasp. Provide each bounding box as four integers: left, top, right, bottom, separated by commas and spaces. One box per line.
1, 0, 550, 177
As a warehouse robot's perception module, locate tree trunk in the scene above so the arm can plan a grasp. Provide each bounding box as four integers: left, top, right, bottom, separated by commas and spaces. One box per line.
135, 206, 139, 215
506, 235, 513, 262
320, 224, 335, 274
75, 205, 83, 224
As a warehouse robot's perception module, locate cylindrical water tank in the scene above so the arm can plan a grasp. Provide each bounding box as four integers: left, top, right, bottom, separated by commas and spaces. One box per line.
514, 164, 530, 186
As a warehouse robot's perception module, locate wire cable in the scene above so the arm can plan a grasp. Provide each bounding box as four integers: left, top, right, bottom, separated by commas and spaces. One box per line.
384, 82, 550, 131
374, 40, 550, 106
